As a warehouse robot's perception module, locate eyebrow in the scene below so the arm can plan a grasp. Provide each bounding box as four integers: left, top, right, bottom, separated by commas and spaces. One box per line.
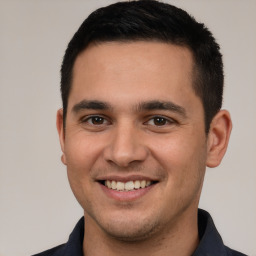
137, 100, 187, 117
72, 99, 187, 117
72, 100, 112, 113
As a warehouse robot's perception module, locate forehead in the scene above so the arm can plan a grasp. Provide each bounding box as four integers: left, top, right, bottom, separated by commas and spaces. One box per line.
70, 41, 197, 109
73, 41, 194, 79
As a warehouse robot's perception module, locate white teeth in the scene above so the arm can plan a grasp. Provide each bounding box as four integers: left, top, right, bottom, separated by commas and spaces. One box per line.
104, 180, 153, 191
125, 181, 135, 191
140, 180, 146, 188
134, 180, 140, 189
111, 180, 117, 190
116, 181, 125, 191
106, 180, 111, 188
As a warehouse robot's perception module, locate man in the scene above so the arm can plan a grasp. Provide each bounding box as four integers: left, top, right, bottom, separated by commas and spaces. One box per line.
33, 1, 246, 255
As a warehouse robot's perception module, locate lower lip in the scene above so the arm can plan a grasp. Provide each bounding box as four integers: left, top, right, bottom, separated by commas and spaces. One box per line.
99, 183, 156, 201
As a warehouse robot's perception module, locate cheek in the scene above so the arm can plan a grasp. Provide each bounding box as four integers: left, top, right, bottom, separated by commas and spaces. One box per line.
64, 133, 104, 171
63, 134, 105, 201
150, 133, 207, 186
151, 134, 204, 167
64, 134, 102, 208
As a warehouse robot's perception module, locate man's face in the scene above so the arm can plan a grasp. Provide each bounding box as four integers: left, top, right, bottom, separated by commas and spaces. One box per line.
58, 42, 209, 240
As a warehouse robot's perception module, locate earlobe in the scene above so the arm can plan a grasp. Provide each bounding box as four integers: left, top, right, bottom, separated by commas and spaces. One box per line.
56, 109, 67, 165
61, 154, 67, 165
206, 110, 232, 168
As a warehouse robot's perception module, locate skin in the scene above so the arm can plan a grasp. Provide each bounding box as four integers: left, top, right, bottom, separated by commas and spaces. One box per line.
57, 41, 232, 256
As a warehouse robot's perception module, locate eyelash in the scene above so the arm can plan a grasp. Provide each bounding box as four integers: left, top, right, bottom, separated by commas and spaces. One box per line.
81, 115, 176, 127
145, 116, 176, 126
81, 115, 110, 126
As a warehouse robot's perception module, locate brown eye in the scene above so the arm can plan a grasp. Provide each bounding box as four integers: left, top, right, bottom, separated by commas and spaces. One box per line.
90, 116, 105, 125
145, 116, 176, 127
153, 117, 167, 126
83, 116, 108, 126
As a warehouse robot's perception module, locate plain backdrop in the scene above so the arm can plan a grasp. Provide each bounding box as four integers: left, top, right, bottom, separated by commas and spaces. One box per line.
0, 1, 255, 255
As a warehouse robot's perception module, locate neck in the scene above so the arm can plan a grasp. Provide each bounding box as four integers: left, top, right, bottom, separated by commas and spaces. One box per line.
83, 209, 199, 256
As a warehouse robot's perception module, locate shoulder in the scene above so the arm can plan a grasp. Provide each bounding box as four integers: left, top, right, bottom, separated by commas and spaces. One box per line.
31, 244, 66, 256
196, 209, 248, 256
31, 217, 84, 256
226, 246, 248, 256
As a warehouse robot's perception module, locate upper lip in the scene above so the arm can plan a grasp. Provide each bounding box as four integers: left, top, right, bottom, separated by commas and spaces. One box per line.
96, 174, 159, 182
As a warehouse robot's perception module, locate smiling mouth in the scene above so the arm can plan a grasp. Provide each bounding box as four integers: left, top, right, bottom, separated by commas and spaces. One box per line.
99, 180, 158, 192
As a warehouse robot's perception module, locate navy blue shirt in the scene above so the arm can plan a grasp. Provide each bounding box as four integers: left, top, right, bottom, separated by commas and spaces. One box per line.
32, 209, 247, 256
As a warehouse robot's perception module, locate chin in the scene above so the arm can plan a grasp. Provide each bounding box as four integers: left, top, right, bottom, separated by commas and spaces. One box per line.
99, 214, 161, 242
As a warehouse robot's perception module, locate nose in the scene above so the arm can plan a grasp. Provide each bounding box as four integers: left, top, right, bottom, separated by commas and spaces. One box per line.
103, 124, 148, 167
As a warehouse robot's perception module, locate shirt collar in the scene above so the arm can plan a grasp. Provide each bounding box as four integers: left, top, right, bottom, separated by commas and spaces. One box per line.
192, 209, 227, 256
63, 209, 227, 256
61, 217, 84, 256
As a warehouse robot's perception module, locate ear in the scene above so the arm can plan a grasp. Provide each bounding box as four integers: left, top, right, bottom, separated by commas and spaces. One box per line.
56, 108, 67, 165
206, 110, 232, 168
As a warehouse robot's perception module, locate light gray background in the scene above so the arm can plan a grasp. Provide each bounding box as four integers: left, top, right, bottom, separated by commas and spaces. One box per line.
0, 1, 255, 255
